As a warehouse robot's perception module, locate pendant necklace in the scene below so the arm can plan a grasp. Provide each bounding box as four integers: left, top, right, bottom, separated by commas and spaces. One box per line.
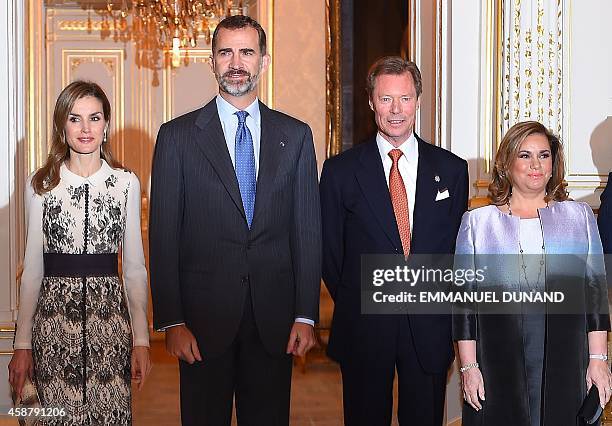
507, 199, 548, 291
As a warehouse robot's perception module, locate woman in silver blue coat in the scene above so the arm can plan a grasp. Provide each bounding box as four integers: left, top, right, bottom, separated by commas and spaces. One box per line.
454, 121, 611, 426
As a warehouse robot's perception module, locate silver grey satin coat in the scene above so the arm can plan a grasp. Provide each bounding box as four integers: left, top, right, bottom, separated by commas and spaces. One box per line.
453, 201, 610, 426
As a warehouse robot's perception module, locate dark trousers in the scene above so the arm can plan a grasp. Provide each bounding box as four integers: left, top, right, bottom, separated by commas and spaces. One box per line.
340, 316, 446, 426
178, 291, 293, 426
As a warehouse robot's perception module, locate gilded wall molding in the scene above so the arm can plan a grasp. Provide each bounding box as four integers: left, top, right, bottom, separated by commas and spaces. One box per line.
27, 0, 46, 172
253, 0, 274, 108
325, 0, 342, 158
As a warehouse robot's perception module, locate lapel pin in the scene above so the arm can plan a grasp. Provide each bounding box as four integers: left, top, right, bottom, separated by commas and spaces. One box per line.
279, 141, 286, 147
434, 175, 440, 182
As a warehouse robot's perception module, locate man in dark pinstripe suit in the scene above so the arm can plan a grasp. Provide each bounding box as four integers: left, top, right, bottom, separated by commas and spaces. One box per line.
149, 15, 321, 426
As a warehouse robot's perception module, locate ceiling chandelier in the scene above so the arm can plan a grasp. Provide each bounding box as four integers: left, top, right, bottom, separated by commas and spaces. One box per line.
101, 1, 249, 67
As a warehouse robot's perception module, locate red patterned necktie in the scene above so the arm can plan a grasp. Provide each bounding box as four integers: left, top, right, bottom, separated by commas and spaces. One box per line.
388, 149, 411, 256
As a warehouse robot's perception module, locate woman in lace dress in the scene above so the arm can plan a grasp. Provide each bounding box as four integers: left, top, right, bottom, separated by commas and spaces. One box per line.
8, 81, 151, 424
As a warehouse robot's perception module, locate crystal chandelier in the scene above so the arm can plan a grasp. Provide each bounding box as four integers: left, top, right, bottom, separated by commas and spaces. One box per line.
102, 1, 249, 67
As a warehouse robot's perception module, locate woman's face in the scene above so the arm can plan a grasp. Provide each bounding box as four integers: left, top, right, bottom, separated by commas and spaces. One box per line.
64, 96, 107, 156
509, 133, 553, 198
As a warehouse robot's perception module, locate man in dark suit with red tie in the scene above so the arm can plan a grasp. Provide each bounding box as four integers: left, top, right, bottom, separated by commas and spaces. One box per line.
320, 56, 469, 425
149, 15, 321, 425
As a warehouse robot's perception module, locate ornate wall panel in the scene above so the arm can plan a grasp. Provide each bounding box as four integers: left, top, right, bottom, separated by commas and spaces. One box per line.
61, 49, 125, 161
46, 8, 152, 183
501, 0, 563, 136
162, 50, 218, 122
41, 3, 277, 192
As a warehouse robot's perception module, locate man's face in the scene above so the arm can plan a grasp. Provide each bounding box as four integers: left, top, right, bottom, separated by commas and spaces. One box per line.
369, 72, 420, 147
211, 26, 270, 97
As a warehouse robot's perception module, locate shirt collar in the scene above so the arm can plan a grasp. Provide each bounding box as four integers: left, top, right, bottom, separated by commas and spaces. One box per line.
215, 94, 261, 127
376, 132, 417, 163
60, 159, 114, 187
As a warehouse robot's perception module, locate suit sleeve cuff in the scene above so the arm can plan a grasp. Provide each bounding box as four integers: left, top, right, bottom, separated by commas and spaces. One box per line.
157, 322, 185, 332
295, 317, 315, 327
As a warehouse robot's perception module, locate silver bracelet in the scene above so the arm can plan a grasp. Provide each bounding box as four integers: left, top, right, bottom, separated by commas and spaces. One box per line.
589, 354, 608, 361
460, 362, 479, 373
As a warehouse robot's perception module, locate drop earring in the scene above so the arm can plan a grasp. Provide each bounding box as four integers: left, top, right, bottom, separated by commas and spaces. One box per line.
103, 127, 108, 144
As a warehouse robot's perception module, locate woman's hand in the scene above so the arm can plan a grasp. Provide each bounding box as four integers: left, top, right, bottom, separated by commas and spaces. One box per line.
131, 346, 152, 391
8, 349, 34, 401
461, 367, 485, 411
586, 359, 612, 408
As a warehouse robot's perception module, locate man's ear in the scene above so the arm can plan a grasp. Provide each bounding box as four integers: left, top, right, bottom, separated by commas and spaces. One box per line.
261, 53, 271, 72
208, 55, 215, 73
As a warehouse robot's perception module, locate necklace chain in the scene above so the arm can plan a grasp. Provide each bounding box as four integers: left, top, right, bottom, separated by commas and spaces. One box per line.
506, 198, 549, 216
518, 239, 545, 291
508, 198, 547, 291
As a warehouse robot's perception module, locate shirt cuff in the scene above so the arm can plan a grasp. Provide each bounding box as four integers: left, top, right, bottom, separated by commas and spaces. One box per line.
295, 317, 315, 327
157, 322, 185, 332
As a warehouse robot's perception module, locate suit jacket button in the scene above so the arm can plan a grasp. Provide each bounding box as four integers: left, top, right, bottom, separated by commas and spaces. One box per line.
241, 276, 249, 285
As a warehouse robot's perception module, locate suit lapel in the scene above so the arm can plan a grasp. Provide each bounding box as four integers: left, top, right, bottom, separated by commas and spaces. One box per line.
194, 99, 246, 220
252, 102, 284, 228
412, 137, 436, 249
355, 139, 402, 251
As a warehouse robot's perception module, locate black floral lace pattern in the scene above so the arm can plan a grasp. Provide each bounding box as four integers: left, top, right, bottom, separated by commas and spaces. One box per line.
42, 194, 76, 253
32, 170, 135, 425
89, 190, 126, 254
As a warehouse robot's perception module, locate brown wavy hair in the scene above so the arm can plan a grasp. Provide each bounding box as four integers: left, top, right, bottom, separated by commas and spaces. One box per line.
489, 121, 568, 205
31, 81, 123, 195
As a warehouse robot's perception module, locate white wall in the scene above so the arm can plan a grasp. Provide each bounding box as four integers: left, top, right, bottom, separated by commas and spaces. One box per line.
449, 0, 483, 201
563, 0, 612, 204
449, 1, 612, 206
0, 0, 26, 409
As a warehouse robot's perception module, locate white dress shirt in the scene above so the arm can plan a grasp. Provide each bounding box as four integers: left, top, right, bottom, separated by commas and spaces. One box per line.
216, 95, 262, 178
163, 96, 314, 330
376, 132, 418, 237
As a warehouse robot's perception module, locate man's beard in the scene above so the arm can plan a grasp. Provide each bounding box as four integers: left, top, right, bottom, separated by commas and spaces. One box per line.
216, 63, 263, 97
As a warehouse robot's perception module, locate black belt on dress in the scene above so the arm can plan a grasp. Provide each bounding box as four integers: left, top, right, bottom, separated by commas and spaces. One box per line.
43, 253, 119, 277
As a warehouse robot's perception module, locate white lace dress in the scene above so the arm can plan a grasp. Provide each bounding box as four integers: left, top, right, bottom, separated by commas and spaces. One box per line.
14, 161, 149, 425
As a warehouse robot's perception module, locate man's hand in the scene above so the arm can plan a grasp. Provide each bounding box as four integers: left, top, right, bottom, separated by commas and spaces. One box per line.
165, 325, 202, 364
285, 322, 316, 357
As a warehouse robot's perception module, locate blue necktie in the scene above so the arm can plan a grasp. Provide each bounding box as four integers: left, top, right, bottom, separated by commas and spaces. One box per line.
235, 110, 256, 228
